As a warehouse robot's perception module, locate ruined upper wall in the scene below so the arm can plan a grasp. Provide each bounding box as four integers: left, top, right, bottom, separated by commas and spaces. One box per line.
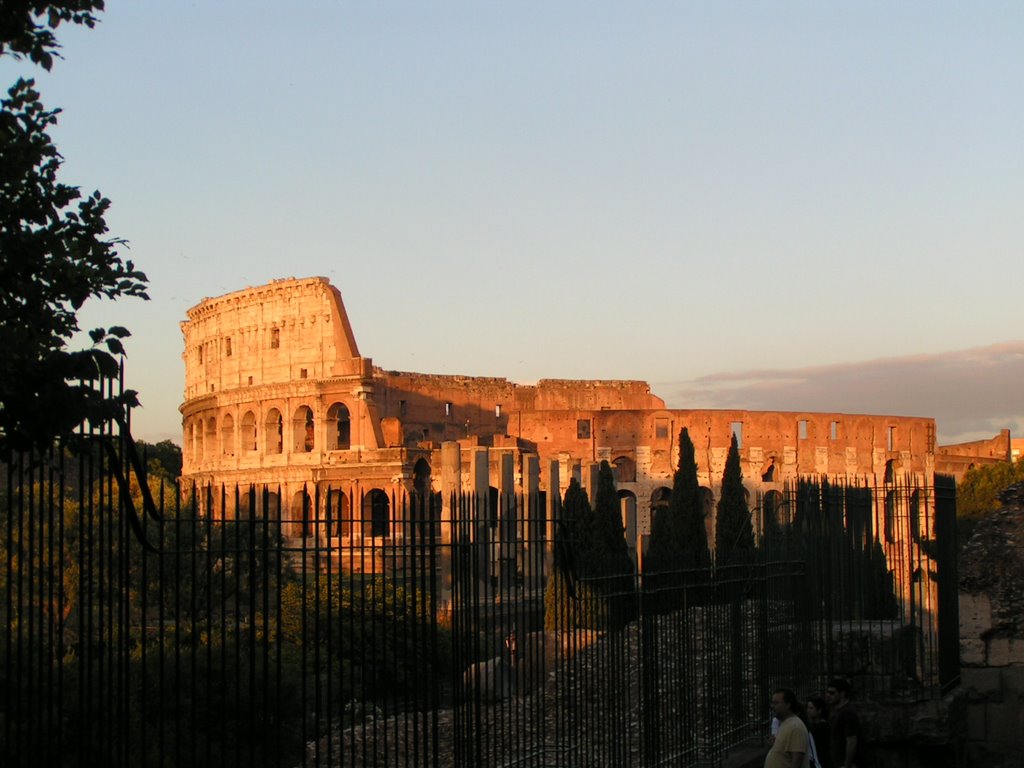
181, 277, 368, 401
935, 429, 1012, 480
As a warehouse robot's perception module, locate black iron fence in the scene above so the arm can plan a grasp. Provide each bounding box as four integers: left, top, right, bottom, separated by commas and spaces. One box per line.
1, 440, 957, 767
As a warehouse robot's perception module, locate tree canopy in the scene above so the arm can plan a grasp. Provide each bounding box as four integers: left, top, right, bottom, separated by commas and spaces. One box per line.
714, 433, 755, 566
0, 1, 105, 71
1, 2, 148, 451
646, 427, 710, 573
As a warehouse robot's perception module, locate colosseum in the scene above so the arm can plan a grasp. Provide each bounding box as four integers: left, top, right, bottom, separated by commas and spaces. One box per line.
179, 276, 961, 563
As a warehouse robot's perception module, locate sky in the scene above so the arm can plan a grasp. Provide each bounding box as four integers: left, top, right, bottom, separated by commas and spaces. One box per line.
3, 2, 1022, 445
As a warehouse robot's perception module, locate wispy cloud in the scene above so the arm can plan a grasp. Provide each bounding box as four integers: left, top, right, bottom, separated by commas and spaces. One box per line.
657, 342, 1024, 445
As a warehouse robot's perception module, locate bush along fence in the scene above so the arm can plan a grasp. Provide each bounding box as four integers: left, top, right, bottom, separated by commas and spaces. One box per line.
0, 439, 958, 767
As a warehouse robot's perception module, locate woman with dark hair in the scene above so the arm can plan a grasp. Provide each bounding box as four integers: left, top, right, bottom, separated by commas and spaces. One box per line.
806, 695, 831, 768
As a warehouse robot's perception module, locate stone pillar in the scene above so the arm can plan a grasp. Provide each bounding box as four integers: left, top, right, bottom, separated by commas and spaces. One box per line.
582, 462, 600, 502
498, 452, 516, 590
541, 459, 561, 577
439, 441, 461, 610
522, 454, 541, 581
469, 448, 491, 591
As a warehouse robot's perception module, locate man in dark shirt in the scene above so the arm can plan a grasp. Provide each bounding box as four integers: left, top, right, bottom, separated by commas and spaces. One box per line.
825, 679, 868, 768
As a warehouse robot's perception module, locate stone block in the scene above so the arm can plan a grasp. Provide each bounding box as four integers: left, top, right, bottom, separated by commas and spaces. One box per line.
961, 639, 986, 666
966, 702, 987, 741
1000, 665, 1024, 696
989, 637, 1024, 667
962, 667, 1002, 699
987, 701, 1024, 747
959, 593, 992, 639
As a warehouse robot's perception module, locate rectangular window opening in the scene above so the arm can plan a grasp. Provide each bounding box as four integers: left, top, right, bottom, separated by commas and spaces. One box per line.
830, 420, 839, 440
577, 419, 591, 440
270, 327, 280, 349
887, 426, 896, 452
730, 421, 743, 448
299, 368, 308, 379
225, 337, 232, 357
495, 404, 502, 418
798, 419, 808, 440
247, 376, 253, 385
655, 418, 669, 439
444, 402, 452, 418
399, 400, 407, 416
198, 346, 203, 364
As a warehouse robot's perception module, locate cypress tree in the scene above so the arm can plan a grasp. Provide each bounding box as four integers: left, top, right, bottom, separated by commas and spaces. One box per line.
646, 428, 710, 574
714, 433, 755, 566
592, 460, 634, 578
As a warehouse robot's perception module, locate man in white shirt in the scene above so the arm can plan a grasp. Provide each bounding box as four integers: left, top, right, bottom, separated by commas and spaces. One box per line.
765, 688, 810, 768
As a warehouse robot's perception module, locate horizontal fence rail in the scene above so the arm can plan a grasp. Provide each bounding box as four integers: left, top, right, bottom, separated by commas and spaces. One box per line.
1, 441, 956, 767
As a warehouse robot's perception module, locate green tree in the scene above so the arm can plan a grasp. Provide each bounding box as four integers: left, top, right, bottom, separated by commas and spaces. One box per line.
646, 427, 710, 574
714, 434, 754, 566
1, 3, 148, 451
957, 458, 1024, 543
544, 476, 628, 630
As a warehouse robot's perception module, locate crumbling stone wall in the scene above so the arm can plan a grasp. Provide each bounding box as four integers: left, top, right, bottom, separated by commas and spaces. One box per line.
959, 482, 1024, 766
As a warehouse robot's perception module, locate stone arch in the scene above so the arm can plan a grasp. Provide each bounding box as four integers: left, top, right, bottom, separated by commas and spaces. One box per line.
241, 411, 256, 453
910, 488, 922, 543
264, 488, 281, 523
650, 486, 671, 510
293, 405, 314, 453
761, 457, 776, 482
884, 459, 895, 484
329, 489, 352, 538
265, 408, 283, 455
612, 455, 636, 483
326, 402, 351, 450
205, 417, 217, 458
292, 489, 313, 538
190, 419, 202, 463
412, 459, 434, 539
221, 413, 235, 456
763, 489, 786, 526
884, 490, 897, 543
363, 489, 390, 538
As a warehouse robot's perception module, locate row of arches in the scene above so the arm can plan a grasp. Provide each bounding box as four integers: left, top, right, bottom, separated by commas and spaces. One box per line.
187, 402, 352, 462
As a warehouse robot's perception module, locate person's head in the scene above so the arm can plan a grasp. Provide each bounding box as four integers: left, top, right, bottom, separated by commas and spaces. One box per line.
771, 688, 800, 720
826, 678, 852, 706
806, 695, 827, 721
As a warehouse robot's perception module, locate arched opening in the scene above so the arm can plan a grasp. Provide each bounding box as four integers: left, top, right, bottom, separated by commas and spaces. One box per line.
761, 458, 776, 482
292, 490, 313, 538
650, 486, 671, 531
325, 489, 352, 538
221, 413, 235, 456
884, 459, 895, 484
205, 418, 217, 459
293, 405, 314, 453
763, 489, 786, 526
884, 490, 897, 543
241, 411, 256, 453
265, 408, 283, 455
910, 489, 922, 543
263, 488, 281, 525
191, 420, 202, 463
363, 489, 390, 538
327, 402, 351, 450
612, 455, 636, 484
412, 459, 434, 539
